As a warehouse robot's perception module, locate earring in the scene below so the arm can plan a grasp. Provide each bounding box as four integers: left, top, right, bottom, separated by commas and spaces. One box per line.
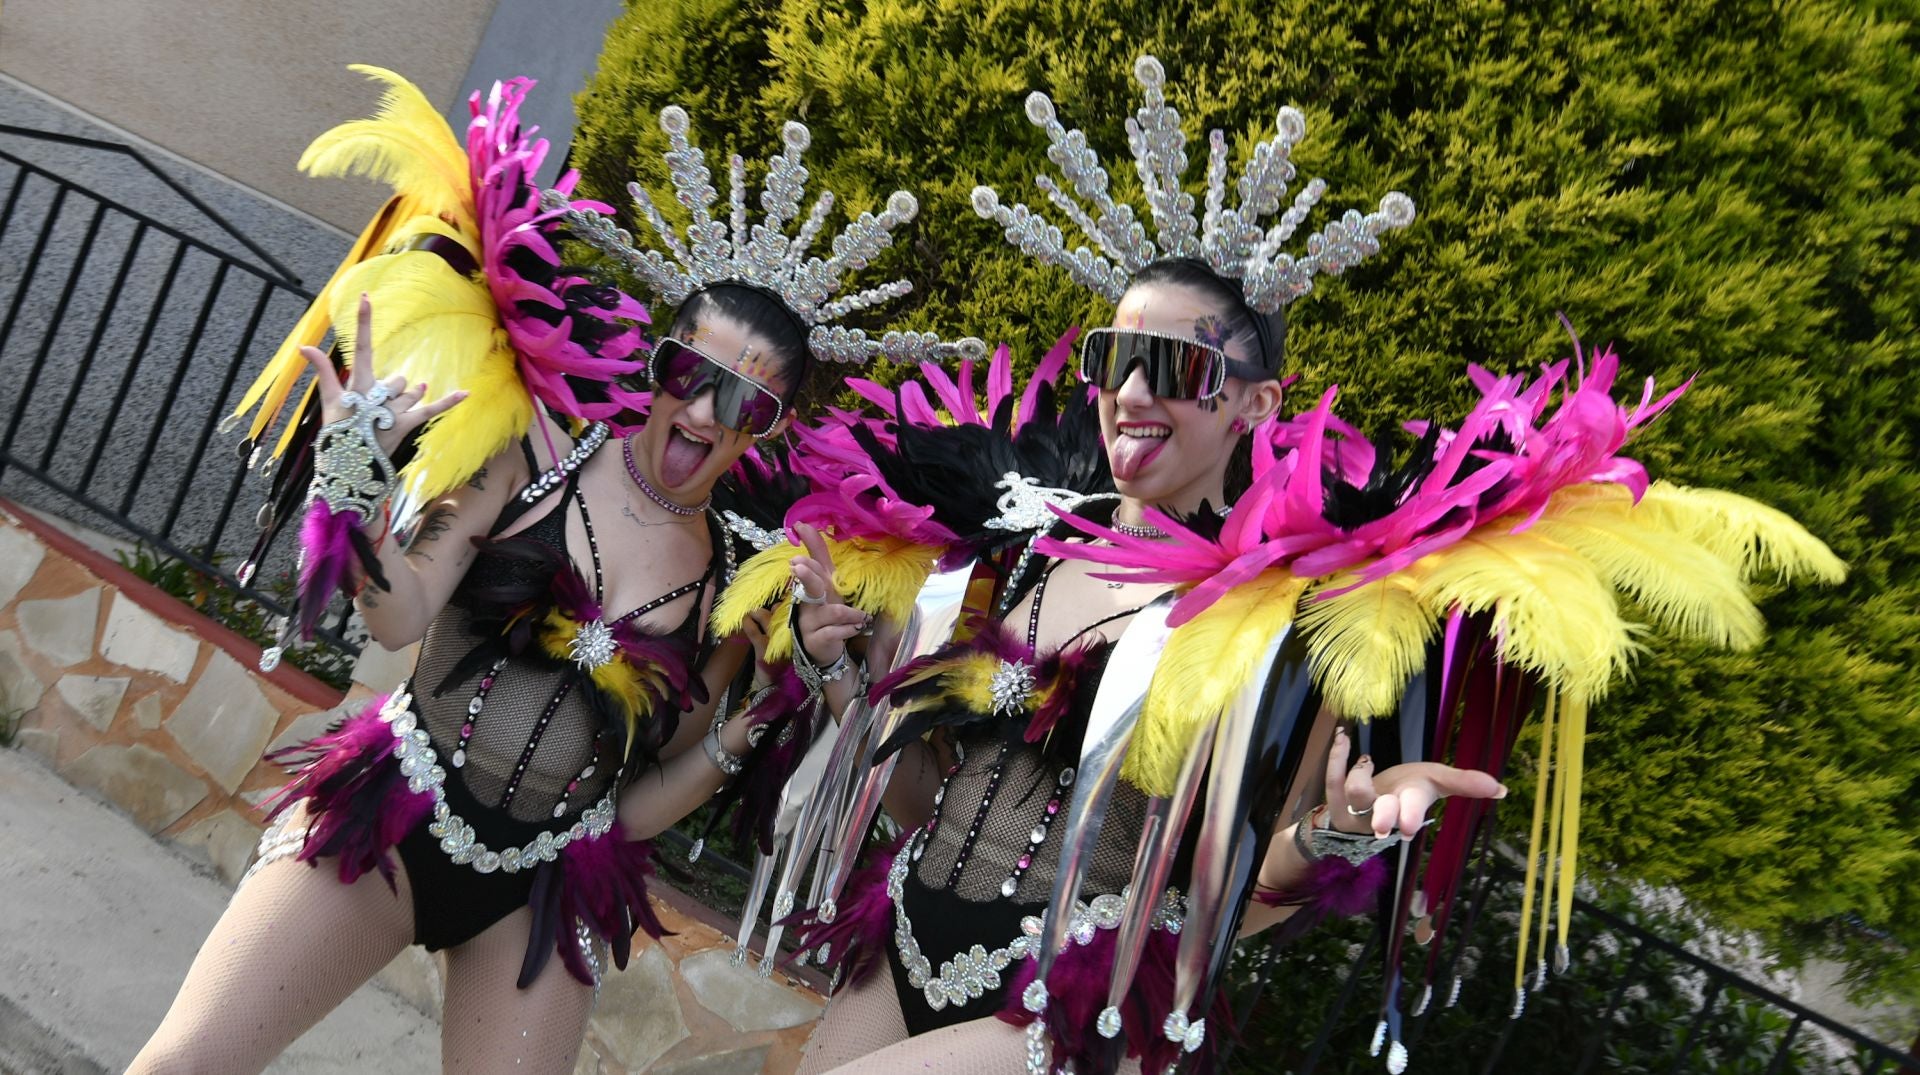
1230, 417, 1250, 434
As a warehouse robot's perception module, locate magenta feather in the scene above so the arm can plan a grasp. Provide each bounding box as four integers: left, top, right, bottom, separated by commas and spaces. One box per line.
998, 914, 1235, 1074
466, 76, 651, 429
785, 830, 910, 990
262, 697, 432, 890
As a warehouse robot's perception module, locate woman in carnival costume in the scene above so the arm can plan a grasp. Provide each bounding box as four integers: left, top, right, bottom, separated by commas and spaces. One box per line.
131, 67, 979, 1074
756, 56, 1843, 1075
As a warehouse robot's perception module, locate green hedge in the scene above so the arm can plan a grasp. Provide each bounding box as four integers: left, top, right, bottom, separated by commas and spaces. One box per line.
573, 0, 1920, 999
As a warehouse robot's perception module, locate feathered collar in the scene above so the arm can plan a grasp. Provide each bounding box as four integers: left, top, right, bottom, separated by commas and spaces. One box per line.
871, 613, 1110, 767
439, 532, 709, 767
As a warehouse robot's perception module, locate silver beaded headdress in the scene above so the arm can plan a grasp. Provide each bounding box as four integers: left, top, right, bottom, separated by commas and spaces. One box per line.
970, 56, 1416, 313
542, 105, 985, 365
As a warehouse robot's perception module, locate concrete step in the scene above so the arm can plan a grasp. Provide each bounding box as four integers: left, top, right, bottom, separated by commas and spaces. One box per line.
0, 747, 437, 1073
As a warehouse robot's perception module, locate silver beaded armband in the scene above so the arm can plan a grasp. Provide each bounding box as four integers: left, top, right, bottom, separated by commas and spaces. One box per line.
308, 383, 398, 520
1294, 805, 1403, 867
702, 710, 745, 776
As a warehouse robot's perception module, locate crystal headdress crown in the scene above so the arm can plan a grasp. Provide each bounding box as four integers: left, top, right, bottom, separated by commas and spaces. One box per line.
543, 105, 985, 365
970, 56, 1416, 314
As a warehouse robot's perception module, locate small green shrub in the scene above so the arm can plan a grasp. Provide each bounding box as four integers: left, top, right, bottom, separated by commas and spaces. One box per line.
115, 544, 354, 693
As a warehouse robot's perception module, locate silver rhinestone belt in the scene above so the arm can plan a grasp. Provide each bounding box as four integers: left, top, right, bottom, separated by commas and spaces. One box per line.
890, 828, 1185, 1014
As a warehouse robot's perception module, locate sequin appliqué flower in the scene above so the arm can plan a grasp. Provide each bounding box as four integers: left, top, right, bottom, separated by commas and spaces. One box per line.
570, 618, 618, 670
989, 659, 1038, 716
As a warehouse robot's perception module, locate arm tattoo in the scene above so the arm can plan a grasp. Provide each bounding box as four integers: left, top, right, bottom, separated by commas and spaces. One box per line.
407, 507, 455, 558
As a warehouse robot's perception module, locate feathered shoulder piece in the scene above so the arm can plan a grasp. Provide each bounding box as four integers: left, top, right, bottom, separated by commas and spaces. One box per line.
230, 66, 650, 531
1038, 327, 1846, 1065
837, 328, 1110, 557
710, 330, 1091, 657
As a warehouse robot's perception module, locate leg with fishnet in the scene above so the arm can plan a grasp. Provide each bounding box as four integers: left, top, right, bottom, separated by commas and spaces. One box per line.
818, 1013, 1145, 1075
795, 966, 909, 1074
127, 850, 417, 1074
438, 907, 596, 1074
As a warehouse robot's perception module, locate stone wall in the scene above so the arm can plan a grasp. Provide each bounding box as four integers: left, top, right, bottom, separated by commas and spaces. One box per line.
0, 500, 826, 1073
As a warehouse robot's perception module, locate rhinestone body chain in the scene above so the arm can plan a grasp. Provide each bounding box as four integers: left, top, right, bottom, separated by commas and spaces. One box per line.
379, 687, 620, 875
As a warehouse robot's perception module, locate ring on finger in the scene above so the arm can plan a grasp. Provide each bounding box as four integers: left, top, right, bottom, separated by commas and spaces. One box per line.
791, 580, 826, 606
1345, 802, 1374, 818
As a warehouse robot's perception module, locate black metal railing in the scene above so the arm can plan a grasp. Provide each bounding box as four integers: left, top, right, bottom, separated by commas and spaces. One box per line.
1235, 856, 1919, 1075
0, 129, 358, 659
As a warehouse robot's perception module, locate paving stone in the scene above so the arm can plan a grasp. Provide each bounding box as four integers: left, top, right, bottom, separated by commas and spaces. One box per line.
15, 588, 99, 667
0, 524, 46, 606
268, 707, 345, 755
679, 946, 825, 1032
60, 743, 207, 832
374, 947, 444, 1020
571, 1049, 603, 1075
165, 650, 279, 793
98, 595, 199, 683
352, 640, 417, 691
53, 675, 129, 732
0, 630, 47, 715
170, 808, 261, 885
13, 727, 60, 764
127, 692, 164, 730
650, 1043, 773, 1075
588, 945, 688, 1072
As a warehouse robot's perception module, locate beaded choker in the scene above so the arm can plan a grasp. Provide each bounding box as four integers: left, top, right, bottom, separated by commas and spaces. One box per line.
623, 434, 710, 516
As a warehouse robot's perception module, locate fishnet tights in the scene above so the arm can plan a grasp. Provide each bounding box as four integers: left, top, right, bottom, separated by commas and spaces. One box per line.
129, 838, 595, 1074
800, 969, 1143, 1075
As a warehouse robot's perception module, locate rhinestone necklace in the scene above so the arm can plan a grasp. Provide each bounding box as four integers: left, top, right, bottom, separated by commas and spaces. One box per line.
623, 434, 709, 516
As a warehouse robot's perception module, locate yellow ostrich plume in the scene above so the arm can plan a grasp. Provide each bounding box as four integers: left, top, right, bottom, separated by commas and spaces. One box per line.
1413, 524, 1638, 704
881, 650, 1003, 725
1635, 482, 1847, 585
1299, 571, 1435, 719
1128, 570, 1308, 796
1528, 484, 1762, 649
298, 65, 475, 232
326, 243, 530, 514
228, 66, 486, 463
710, 537, 940, 659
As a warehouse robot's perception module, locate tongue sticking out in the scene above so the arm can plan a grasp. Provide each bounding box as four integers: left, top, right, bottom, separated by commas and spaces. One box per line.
660, 432, 712, 489
1109, 433, 1166, 482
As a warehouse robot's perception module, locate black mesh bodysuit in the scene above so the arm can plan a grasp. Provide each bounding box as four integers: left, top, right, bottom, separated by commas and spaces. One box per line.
885, 558, 1159, 1034
391, 440, 726, 950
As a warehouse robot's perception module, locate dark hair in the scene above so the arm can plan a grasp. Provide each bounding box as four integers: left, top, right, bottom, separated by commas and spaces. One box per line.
666, 283, 814, 402
1126, 257, 1288, 373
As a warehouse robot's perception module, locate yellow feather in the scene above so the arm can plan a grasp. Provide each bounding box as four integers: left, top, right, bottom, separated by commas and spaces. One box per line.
231, 67, 483, 456
1300, 571, 1436, 719
1531, 484, 1763, 649
835, 538, 941, 626
231, 195, 422, 447
1636, 482, 1847, 585
327, 250, 531, 506
539, 611, 654, 763
942, 652, 1001, 710
1414, 526, 1637, 703
299, 66, 473, 232
712, 544, 799, 637
711, 537, 938, 660
1128, 571, 1307, 795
